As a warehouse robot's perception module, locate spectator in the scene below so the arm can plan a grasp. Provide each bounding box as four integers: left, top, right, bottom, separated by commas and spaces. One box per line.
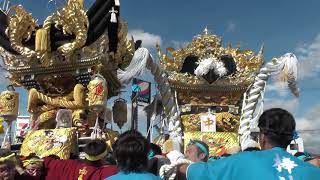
22, 154, 44, 179
147, 143, 170, 175
185, 140, 209, 162
179, 108, 320, 180
0, 149, 17, 180
0, 149, 36, 180
43, 139, 118, 180
107, 130, 161, 179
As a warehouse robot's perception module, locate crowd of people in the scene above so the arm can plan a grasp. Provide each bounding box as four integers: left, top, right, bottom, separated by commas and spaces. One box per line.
0, 108, 319, 180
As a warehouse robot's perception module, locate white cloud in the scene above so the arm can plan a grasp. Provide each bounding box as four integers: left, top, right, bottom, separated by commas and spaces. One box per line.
295, 34, 320, 80
266, 81, 290, 97
264, 98, 299, 115
295, 105, 320, 154
127, 29, 162, 49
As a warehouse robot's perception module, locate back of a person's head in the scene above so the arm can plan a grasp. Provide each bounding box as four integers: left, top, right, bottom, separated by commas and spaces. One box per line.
47, 154, 60, 159
84, 139, 108, 162
25, 153, 40, 160
150, 143, 162, 155
243, 147, 261, 152
114, 130, 150, 173
258, 108, 295, 148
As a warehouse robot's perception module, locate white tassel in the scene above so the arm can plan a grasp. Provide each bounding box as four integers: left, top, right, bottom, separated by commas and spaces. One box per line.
91, 116, 102, 139
194, 58, 215, 76
194, 57, 227, 77
117, 48, 150, 84
109, 7, 118, 23
214, 61, 228, 77
114, 0, 120, 6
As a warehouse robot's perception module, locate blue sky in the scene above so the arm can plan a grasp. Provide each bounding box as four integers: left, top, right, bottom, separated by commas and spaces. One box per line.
1, 0, 320, 153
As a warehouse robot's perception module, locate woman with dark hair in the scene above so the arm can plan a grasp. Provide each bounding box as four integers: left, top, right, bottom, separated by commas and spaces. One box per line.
106, 130, 161, 179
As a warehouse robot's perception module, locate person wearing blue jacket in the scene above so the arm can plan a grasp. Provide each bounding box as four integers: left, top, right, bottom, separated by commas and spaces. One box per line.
179, 108, 320, 180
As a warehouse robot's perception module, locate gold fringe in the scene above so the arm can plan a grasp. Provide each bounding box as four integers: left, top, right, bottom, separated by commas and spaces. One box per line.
35, 29, 49, 52
78, 0, 84, 8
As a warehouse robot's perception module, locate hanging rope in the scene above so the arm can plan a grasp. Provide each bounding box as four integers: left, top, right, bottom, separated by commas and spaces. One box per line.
147, 93, 158, 140
159, 159, 192, 180
239, 53, 299, 150
117, 47, 182, 149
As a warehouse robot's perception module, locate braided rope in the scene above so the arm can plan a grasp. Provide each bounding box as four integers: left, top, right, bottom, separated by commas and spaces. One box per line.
159, 159, 192, 180
239, 53, 299, 150
146, 51, 182, 142
27, 84, 85, 113
117, 48, 182, 147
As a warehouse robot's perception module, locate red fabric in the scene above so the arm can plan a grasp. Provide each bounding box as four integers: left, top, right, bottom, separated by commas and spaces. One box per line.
43, 157, 118, 180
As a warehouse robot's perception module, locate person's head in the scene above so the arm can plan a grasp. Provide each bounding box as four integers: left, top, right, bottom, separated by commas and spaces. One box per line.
148, 143, 162, 160
0, 149, 17, 180
83, 139, 108, 166
258, 108, 295, 150
185, 140, 209, 162
22, 154, 43, 178
243, 147, 261, 151
47, 154, 60, 159
294, 152, 311, 161
113, 130, 150, 173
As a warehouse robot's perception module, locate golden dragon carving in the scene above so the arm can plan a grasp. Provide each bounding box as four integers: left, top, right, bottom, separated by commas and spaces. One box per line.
46, 0, 88, 57
8, 5, 38, 59
7, 0, 88, 63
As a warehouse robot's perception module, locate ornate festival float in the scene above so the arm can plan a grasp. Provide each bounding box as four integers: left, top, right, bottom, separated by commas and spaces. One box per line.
0, 0, 300, 160
153, 30, 300, 179
0, 0, 134, 158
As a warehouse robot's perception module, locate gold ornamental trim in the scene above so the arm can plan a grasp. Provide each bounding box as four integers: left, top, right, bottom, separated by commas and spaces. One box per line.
157, 28, 263, 86
170, 81, 250, 92
20, 128, 77, 159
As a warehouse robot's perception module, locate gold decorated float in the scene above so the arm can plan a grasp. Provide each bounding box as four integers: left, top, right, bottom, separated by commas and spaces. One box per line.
20, 128, 77, 159
0, 1, 299, 159
0, 0, 133, 155
156, 28, 264, 156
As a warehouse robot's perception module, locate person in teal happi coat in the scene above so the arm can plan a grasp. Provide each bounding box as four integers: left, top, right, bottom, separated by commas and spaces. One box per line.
180, 108, 320, 180
105, 130, 161, 180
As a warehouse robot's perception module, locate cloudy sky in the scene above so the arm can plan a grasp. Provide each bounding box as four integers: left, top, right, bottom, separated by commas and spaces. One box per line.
1, 0, 320, 153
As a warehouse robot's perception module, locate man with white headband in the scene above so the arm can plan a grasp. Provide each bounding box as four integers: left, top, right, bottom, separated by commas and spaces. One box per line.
43, 139, 118, 180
